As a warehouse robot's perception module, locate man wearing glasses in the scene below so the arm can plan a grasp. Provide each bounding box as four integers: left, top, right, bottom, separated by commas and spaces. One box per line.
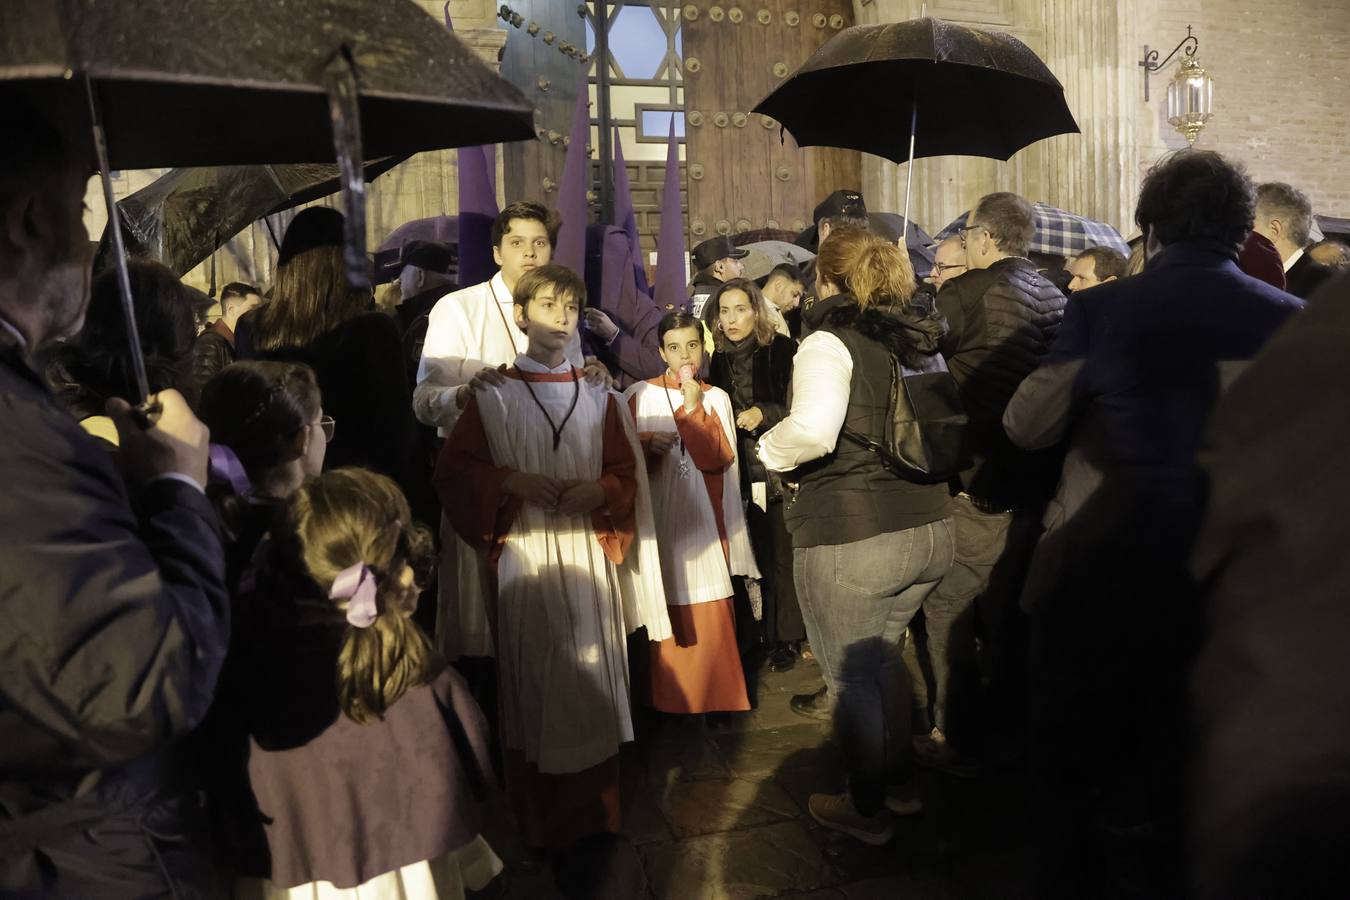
927, 235, 968, 291
911, 192, 1067, 777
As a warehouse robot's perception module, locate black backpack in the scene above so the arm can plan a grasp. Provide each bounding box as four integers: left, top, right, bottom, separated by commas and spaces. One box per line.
841, 352, 971, 484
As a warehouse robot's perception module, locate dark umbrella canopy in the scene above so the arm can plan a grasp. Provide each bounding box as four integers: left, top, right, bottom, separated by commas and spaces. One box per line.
0, 0, 536, 169
110, 159, 404, 276
753, 18, 1078, 164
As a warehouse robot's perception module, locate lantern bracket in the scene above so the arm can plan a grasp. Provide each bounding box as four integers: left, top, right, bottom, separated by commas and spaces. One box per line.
1140, 25, 1199, 102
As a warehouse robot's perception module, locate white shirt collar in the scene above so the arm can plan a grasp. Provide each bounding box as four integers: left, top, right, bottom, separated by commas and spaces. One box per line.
515, 353, 572, 375
489, 271, 511, 304
0, 314, 27, 351
1283, 246, 1305, 274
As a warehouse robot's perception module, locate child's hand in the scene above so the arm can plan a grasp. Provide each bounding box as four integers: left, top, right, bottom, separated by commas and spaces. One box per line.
648, 431, 680, 455
680, 378, 703, 411
503, 472, 562, 508
557, 480, 606, 516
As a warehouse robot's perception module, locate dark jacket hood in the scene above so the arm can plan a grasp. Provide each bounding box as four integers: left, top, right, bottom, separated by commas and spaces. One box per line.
810, 293, 948, 368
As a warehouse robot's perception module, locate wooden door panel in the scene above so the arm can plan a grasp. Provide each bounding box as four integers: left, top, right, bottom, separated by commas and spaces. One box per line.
683, 1, 859, 242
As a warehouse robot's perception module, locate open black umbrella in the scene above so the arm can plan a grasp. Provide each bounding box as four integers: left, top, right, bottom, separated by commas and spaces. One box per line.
753, 17, 1078, 234
109, 160, 405, 278
0, 0, 534, 403
0, 0, 534, 169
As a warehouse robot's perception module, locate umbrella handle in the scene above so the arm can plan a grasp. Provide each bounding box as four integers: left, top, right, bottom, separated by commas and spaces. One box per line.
324, 49, 371, 292
84, 75, 152, 405
130, 398, 164, 431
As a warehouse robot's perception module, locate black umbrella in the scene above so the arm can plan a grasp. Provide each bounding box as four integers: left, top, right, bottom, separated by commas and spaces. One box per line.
753, 17, 1078, 233
0, 0, 534, 169
0, 0, 534, 403
108, 160, 405, 278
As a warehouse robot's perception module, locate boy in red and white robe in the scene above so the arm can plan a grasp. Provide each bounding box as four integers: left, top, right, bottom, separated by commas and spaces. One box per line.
435, 265, 668, 849
624, 313, 760, 714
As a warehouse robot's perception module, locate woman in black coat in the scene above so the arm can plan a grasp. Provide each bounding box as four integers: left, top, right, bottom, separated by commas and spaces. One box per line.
703, 277, 803, 672
238, 208, 435, 531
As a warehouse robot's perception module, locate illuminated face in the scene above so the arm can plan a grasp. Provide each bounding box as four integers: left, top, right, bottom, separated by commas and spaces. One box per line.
714, 255, 744, 281
717, 288, 757, 342
512, 285, 580, 357
303, 406, 330, 476
658, 324, 704, 376
493, 217, 552, 288
763, 275, 804, 311
1067, 255, 1105, 292
929, 239, 967, 289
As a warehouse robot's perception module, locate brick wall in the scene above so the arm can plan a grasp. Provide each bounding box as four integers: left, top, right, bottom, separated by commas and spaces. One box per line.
1146, 0, 1350, 217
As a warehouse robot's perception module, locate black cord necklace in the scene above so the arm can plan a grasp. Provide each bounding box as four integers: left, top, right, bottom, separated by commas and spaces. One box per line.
488, 279, 520, 349
662, 372, 687, 456
662, 373, 694, 479
520, 364, 580, 451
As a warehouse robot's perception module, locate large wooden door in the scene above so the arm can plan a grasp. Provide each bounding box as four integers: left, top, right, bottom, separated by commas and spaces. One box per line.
681, 2, 860, 241
499, 1, 590, 208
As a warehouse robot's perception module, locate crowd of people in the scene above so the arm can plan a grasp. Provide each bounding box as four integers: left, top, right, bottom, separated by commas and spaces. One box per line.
3, 90, 1350, 900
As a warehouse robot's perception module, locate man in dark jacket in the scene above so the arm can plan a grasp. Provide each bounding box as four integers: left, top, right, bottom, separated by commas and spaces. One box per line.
1004, 150, 1303, 896
1254, 181, 1335, 299
186, 281, 260, 402
0, 101, 228, 897
688, 235, 748, 315
915, 192, 1066, 773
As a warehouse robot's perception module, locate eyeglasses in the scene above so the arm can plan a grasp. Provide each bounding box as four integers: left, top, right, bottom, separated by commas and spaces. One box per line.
316, 416, 336, 443
957, 225, 987, 247
924, 261, 968, 284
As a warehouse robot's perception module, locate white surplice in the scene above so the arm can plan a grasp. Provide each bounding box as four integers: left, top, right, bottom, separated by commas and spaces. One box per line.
623, 379, 760, 606
466, 356, 668, 774
414, 272, 584, 659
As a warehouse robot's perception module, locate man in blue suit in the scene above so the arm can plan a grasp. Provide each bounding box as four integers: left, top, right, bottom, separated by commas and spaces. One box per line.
1003, 150, 1304, 898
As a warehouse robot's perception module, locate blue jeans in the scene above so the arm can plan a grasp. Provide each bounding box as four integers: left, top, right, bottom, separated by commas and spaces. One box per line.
794, 520, 954, 815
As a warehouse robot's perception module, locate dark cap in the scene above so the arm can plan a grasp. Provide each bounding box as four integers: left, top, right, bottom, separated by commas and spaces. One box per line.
813, 189, 867, 226
277, 207, 345, 268
691, 235, 749, 271
372, 239, 457, 285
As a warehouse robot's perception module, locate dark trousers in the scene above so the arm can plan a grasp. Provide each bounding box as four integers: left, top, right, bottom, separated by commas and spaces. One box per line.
794, 521, 954, 815
746, 497, 805, 644
903, 495, 1039, 751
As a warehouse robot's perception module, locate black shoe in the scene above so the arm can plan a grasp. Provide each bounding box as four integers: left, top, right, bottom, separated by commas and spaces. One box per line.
790, 684, 832, 721
768, 645, 797, 673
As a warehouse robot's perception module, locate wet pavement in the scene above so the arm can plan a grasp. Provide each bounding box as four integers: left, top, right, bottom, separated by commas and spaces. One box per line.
482, 654, 1040, 899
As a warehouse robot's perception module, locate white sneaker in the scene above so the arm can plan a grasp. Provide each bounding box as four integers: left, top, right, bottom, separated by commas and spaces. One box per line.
914, 727, 982, 779
884, 779, 923, 815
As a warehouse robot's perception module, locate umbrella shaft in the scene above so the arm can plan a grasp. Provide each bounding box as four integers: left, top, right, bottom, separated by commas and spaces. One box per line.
86, 77, 151, 404
901, 100, 918, 239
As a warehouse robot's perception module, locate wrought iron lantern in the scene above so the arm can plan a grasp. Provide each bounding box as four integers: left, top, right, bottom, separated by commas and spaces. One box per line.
1140, 26, 1214, 145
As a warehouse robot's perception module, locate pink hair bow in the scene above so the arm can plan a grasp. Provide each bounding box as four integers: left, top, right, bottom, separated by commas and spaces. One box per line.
330, 562, 379, 628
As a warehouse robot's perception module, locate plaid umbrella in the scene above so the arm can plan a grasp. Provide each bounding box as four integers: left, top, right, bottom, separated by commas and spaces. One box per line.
934, 202, 1129, 258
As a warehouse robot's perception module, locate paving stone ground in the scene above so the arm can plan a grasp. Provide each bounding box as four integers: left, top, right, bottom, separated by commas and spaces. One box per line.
480, 656, 1038, 899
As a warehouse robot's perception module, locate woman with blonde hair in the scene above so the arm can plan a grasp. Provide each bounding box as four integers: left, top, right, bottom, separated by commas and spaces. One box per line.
229, 468, 500, 899
757, 225, 957, 845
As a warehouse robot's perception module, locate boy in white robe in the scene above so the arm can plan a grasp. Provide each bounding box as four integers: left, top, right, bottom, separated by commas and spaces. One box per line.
414, 201, 605, 661
434, 265, 668, 850
624, 313, 761, 714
